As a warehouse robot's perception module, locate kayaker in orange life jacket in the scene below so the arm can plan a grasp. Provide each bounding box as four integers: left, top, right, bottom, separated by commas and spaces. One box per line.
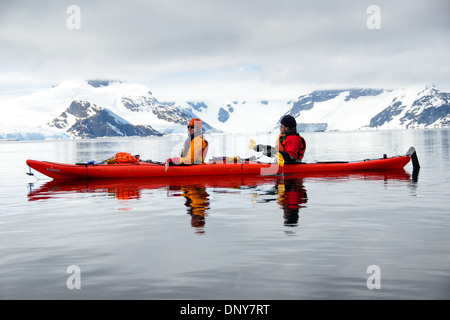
167, 118, 209, 165
251, 115, 306, 164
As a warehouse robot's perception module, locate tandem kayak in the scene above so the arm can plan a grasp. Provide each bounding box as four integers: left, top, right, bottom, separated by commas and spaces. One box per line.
26, 147, 419, 180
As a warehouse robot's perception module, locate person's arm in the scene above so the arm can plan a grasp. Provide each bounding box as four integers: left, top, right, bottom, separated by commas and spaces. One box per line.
254, 144, 276, 157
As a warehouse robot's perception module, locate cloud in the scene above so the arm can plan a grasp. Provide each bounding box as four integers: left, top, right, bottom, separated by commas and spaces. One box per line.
1, 0, 449, 100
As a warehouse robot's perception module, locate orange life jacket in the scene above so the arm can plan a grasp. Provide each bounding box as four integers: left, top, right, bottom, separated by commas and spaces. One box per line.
114, 152, 140, 164
180, 135, 209, 164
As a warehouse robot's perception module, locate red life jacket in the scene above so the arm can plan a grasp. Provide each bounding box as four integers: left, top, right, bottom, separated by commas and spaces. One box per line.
276, 132, 306, 160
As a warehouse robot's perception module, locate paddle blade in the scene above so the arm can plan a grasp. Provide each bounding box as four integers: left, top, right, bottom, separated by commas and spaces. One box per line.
249, 139, 256, 150
275, 152, 285, 167
165, 160, 169, 172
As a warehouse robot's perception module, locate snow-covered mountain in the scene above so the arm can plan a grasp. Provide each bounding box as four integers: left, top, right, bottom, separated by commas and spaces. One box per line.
120, 95, 218, 134
367, 86, 450, 129
0, 80, 217, 139
1, 79, 449, 140
277, 88, 389, 131
173, 99, 293, 134
49, 100, 162, 138
278, 86, 450, 131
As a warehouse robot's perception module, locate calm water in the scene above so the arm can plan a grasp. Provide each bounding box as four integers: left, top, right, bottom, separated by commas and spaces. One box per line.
1, 129, 449, 300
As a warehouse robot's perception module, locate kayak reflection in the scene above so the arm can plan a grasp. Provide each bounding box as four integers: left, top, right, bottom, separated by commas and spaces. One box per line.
27, 169, 412, 231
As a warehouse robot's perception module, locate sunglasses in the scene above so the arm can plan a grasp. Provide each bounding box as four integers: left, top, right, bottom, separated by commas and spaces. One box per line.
187, 125, 195, 129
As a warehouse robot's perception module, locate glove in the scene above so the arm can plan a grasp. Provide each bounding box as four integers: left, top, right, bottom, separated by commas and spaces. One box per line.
165, 157, 180, 172
250, 140, 274, 157
168, 157, 180, 165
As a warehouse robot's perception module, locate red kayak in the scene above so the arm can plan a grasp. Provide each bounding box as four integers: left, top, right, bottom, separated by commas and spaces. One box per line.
26, 147, 419, 180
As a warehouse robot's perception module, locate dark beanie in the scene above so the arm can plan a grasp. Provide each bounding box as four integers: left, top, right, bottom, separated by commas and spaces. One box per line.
281, 115, 297, 129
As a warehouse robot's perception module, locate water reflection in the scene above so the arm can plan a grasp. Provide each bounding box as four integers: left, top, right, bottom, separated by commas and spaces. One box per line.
277, 178, 308, 227
27, 169, 412, 232
167, 185, 210, 234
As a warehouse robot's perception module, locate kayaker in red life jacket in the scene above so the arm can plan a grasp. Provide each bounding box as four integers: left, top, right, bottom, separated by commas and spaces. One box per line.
277, 115, 306, 163
167, 118, 209, 165
251, 115, 306, 164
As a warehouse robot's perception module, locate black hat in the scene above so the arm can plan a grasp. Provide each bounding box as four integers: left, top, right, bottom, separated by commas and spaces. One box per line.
281, 115, 297, 129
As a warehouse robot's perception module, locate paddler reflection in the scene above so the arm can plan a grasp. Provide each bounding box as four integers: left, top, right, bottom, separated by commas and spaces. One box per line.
168, 185, 210, 234
276, 178, 308, 226
182, 185, 210, 234
251, 177, 307, 226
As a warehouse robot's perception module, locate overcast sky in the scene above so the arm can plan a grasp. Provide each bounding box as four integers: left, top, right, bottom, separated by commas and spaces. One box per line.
1, 0, 449, 100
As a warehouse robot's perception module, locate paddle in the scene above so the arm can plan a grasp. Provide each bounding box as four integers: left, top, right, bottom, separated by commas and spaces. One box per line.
275, 152, 285, 167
